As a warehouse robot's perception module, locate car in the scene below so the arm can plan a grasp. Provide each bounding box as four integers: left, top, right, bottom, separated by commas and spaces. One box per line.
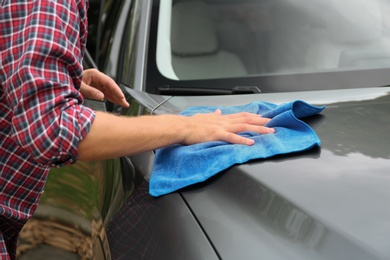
18, 0, 390, 259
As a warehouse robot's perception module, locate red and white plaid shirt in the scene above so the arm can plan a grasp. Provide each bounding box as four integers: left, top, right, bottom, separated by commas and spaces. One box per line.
0, 1, 95, 259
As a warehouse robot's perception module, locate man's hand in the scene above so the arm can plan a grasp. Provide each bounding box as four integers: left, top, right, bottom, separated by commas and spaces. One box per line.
80, 69, 130, 108
181, 109, 275, 146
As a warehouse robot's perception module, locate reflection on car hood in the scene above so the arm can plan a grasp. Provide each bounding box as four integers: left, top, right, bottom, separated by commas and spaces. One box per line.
152, 87, 390, 260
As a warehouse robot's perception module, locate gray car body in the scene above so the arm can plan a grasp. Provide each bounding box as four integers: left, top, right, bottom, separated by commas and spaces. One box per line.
125, 85, 390, 260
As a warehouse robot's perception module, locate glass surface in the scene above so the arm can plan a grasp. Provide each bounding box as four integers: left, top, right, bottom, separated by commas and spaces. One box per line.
156, 0, 390, 81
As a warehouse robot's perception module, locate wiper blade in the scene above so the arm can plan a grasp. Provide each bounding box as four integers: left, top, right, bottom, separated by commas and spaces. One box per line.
158, 85, 261, 95
158, 86, 231, 95
232, 86, 262, 94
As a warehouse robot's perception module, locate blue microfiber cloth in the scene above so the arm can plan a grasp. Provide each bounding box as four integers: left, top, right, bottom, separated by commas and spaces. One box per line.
149, 100, 325, 197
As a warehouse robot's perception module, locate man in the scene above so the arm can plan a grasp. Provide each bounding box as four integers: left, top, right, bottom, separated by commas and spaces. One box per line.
0, 1, 274, 258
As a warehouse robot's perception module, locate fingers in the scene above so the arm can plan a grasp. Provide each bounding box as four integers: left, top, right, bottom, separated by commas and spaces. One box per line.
224, 112, 270, 124
80, 81, 104, 100
82, 69, 130, 108
212, 110, 274, 134
218, 132, 256, 146
183, 111, 275, 146
227, 124, 275, 135
215, 120, 275, 146
213, 110, 270, 124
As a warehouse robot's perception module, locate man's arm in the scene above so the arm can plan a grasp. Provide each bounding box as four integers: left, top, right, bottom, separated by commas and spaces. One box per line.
77, 110, 275, 161
78, 69, 275, 161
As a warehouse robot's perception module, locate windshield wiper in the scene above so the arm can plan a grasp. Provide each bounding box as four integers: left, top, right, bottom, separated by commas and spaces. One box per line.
158, 85, 261, 95
232, 86, 262, 94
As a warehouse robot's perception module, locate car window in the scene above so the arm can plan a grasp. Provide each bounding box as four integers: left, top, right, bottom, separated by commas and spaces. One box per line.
156, 0, 390, 81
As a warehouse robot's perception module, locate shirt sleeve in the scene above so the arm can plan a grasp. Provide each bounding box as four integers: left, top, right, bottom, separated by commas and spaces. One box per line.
4, 0, 95, 167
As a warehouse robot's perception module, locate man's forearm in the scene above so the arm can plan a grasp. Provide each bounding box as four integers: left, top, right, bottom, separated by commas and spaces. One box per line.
77, 111, 186, 161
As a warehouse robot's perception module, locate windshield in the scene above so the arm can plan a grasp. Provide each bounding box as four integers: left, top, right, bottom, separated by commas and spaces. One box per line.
146, 0, 390, 94
155, 0, 390, 82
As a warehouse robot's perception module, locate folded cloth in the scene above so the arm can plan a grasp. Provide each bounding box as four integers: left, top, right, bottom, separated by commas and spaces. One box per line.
149, 100, 325, 197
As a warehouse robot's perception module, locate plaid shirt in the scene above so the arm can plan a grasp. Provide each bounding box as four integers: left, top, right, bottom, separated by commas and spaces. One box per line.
0, 1, 95, 259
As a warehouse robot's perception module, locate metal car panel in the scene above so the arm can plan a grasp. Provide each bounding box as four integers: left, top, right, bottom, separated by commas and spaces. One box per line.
154, 89, 390, 259
105, 184, 220, 260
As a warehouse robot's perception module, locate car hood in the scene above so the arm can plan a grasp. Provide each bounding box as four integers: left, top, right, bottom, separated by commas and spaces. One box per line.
129, 87, 390, 259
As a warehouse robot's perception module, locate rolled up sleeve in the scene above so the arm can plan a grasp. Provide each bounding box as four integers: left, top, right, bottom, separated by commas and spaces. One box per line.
3, 0, 95, 167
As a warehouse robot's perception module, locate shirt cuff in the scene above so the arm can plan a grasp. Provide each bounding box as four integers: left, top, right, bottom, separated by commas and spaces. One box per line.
50, 104, 96, 167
